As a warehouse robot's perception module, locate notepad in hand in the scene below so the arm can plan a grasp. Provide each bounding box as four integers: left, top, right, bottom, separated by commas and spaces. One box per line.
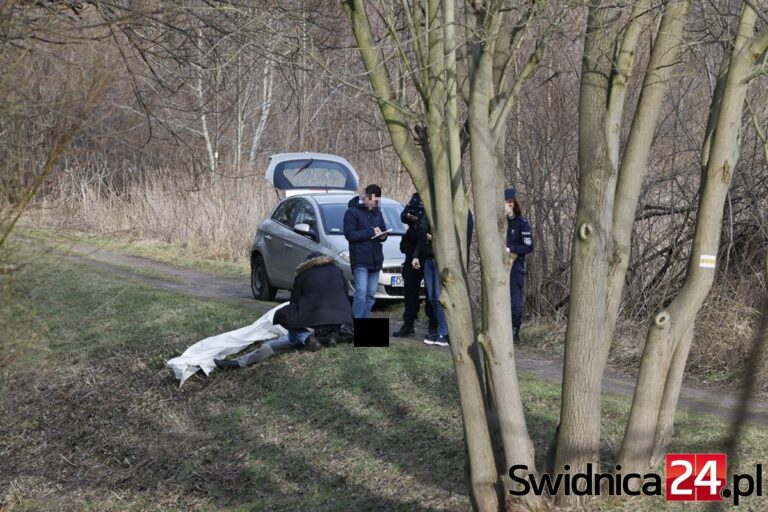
371, 228, 393, 239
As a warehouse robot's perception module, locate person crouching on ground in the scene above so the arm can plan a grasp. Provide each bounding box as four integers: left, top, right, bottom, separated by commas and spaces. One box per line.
343, 183, 388, 318
214, 251, 353, 369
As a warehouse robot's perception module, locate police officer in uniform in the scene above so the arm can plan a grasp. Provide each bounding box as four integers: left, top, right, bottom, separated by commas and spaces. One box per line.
504, 188, 533, 343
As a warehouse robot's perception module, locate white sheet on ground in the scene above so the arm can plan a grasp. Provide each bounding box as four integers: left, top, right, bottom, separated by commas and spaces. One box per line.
166, 302, 289, 385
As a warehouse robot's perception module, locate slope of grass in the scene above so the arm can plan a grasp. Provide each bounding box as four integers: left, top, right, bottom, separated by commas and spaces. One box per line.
1, 241, 766, 511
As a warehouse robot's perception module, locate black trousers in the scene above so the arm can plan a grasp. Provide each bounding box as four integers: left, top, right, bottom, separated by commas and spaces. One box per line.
402, 252, 437, 326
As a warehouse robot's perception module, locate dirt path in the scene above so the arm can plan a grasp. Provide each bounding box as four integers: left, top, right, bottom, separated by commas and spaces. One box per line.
25, 236, 768, 428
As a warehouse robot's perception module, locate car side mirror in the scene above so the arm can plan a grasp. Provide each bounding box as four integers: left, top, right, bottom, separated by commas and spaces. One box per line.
294, 223, 316, 239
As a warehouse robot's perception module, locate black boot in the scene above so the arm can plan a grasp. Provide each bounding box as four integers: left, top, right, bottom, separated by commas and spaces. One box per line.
393, 322, 415, 337
338, 325, 354, 344
304, 335, 323, 352
320, 332, 338, 347
214, 358, 243, 370
426, 321, 438, 340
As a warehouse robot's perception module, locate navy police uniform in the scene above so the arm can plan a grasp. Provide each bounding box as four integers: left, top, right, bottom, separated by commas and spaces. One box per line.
505, 190, 533, 336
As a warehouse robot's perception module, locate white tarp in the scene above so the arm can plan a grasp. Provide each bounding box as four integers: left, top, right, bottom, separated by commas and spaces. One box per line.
166, 302, 289, 385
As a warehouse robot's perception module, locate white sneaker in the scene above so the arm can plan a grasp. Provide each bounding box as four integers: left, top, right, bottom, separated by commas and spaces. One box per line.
434, 335, 449, 347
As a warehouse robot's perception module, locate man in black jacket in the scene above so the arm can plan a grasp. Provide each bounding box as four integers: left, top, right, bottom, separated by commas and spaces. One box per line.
214, 252, 353, 369
393, 192, 437, 338
343, 184, 388, 318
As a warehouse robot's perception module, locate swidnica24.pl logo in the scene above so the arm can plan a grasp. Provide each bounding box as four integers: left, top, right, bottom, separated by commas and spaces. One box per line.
509, 454, 763, 505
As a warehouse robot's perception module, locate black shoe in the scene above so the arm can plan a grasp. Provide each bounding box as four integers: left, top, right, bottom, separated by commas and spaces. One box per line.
336, 325, 354, 344
321, 332, 338, 347
424, 332, 439, 345
214, 358, 242, 370
393, 323, 415, 337
304, 335, 323, 352
513, 327, 521, 344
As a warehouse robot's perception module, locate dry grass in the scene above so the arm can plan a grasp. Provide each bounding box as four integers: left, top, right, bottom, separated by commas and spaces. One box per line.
607, 275, 765, 392
25, 164, 418, 267
31, 170, 282, 264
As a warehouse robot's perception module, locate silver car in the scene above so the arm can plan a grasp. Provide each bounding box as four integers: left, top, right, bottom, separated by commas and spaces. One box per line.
250, 152, 410, 301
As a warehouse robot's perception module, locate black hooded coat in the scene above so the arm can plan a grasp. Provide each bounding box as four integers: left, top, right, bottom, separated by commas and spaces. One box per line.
273, 255, 353, 331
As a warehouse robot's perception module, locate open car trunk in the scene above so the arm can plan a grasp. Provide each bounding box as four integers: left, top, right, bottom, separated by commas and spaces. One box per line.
265, 152, 360, 197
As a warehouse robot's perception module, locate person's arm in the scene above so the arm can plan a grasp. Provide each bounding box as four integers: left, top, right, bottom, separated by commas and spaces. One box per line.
376, 213, 388, 241
401, 205, 416, 225
508, 218, 534, 255
401, 195, 421, 224
289, 274, 302, 305
411, 217, 425, 267
344, 209, 375, 242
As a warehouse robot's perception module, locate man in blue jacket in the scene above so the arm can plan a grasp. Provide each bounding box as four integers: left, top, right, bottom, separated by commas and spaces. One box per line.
505, 188, 533, 343
344, 184, 388, 318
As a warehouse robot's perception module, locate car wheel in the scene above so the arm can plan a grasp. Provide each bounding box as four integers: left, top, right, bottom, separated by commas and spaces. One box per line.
251, 254, 277, 301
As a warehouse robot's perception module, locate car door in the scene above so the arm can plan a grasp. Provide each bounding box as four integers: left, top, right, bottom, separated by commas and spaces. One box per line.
262, 198, 298, 288
281, 198, 319, 285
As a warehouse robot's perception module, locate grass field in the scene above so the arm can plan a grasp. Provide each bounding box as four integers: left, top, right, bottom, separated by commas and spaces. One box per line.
1, 238, 767, 511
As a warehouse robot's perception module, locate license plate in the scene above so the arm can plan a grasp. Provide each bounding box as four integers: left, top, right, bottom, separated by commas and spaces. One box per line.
390, 276, 425, 287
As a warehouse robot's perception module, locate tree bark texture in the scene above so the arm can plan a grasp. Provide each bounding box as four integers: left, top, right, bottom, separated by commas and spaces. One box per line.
555, 5, 622, 506
618, 3, 768, 474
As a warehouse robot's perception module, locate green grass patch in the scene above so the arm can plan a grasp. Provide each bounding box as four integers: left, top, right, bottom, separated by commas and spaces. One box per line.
1, 242, 767, 511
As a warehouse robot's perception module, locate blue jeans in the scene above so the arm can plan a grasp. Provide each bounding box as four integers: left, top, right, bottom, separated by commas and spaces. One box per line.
423, 258, 448, 337
352, 266, 379, 318
237, 328, 310, 366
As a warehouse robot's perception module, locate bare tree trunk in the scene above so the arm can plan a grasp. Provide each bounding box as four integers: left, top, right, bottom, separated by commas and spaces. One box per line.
618, 4, 768, 474
195, 28, 216, 176
600, 0, 694, 474
466, 13, 544, 509
235, 50, 242, 175
341, 2, 500, 509
249, 59, 274, 165
554, 6, 622, 505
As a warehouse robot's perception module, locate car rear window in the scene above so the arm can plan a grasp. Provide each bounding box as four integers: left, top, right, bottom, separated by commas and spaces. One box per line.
273, 159, 356, 190
319, 204, 407, 235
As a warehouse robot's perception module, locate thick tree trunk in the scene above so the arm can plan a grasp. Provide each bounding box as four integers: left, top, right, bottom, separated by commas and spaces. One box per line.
604, 0, 692, 377
341, 2, 502, 509
554, 5, 621, 506
467, 29, 544, 511
618, 3, 767, 474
